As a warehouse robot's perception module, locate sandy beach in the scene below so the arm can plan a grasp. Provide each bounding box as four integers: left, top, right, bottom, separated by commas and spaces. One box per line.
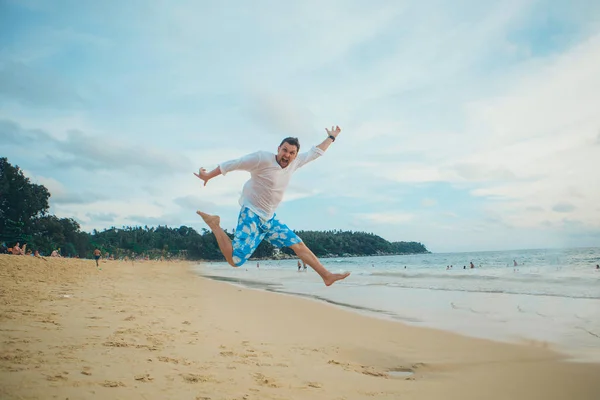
1, 254, 599, 400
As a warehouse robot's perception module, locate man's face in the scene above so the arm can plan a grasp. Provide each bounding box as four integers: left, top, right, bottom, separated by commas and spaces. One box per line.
276, 142, 298, 168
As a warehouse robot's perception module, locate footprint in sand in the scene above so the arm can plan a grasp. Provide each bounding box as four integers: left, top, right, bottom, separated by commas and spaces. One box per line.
252, 373, 280, 388
46, 374, 68, 381
360, 367, 388, 377
327, 359, 421, 380
134, 373, 154, 382
181, 373, 216, 383
157, 356, 191, 365
255, 362, 272, 367
102, 380, 125, 387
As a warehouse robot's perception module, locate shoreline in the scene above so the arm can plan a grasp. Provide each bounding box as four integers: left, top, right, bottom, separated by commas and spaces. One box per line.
219, 250, 432, 263
2, 255, 600, 399
196, 265, 600, 364
200, 273, 415, 322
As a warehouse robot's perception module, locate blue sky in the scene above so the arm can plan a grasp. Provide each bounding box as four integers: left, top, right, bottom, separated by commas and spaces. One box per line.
1, 0, 599, 252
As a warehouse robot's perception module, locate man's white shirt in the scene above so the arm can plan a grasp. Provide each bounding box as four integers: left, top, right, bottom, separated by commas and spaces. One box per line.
218, 146, 324, 220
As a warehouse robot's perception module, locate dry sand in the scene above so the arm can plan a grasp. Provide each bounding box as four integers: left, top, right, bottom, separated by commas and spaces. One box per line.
1, 254, 599, 400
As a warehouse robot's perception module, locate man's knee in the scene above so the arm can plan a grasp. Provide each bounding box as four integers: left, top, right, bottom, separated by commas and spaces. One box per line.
290, 242, 307, 253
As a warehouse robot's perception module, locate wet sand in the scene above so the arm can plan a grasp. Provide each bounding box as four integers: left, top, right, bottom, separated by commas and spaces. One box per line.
1, 254, 599, 399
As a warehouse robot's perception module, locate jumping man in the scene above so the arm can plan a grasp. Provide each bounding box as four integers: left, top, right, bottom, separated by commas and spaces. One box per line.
195, 126, 350, 286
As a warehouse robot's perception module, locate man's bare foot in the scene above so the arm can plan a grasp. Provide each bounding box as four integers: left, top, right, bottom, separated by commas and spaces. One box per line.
323, 272, 351, 286
196, 211, 221, 228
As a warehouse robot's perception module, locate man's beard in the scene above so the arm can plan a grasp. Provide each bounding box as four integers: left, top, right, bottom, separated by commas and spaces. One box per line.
277, 156, 289, 168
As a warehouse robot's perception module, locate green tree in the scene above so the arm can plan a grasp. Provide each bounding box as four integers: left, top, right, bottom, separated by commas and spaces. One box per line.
29, 215, 90, 257
0, 157, 50, 244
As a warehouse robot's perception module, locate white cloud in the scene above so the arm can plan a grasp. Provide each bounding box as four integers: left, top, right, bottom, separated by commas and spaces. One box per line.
27, 173, 66, 198
242, 89, 318, 139
552, 203, 576, 213
347, 30, 600, 240
381, 165, 445, 183
421, 198, 437, 207
461, 32, 600, 231
354, 212, 415, 225
467, 34, 600, 147
52, 200, 164, 230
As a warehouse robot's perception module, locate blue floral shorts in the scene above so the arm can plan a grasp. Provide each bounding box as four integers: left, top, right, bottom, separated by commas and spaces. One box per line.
231, 207, 302, 266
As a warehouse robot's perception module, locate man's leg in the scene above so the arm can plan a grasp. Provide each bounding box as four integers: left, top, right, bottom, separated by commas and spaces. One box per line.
290, 242, 350, 286
263, 215, 350, 286
196, 211, 235, 266
198, 208, 266, 267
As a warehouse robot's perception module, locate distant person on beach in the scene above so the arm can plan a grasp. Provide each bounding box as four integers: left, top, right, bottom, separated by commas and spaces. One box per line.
93, 248, 101, 267
298, 260, 302, 272
12, 242, 25, 255
596, 264, 599, 270
194, 126, 350, 287
11, 243, 20, 255
303, 261, 307, 271
470, 262, 475, 269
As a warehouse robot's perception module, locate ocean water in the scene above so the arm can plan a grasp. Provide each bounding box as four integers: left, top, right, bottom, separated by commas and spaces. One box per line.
192, 247, 600, 362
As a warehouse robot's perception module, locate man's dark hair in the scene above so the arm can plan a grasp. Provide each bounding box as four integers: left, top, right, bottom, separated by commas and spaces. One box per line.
279, 137, 300, 152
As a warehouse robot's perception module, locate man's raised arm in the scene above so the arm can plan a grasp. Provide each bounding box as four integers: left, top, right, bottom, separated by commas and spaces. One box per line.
317, 125, 341, 152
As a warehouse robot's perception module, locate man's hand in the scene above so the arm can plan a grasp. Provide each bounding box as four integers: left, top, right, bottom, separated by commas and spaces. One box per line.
317, 125, 342, 152
194, 168, 211, 186
194, 166, 222, 186
326, 125, 341, 139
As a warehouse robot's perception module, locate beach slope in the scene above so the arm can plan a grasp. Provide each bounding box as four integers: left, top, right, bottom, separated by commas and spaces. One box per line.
1, 254, 599, 399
